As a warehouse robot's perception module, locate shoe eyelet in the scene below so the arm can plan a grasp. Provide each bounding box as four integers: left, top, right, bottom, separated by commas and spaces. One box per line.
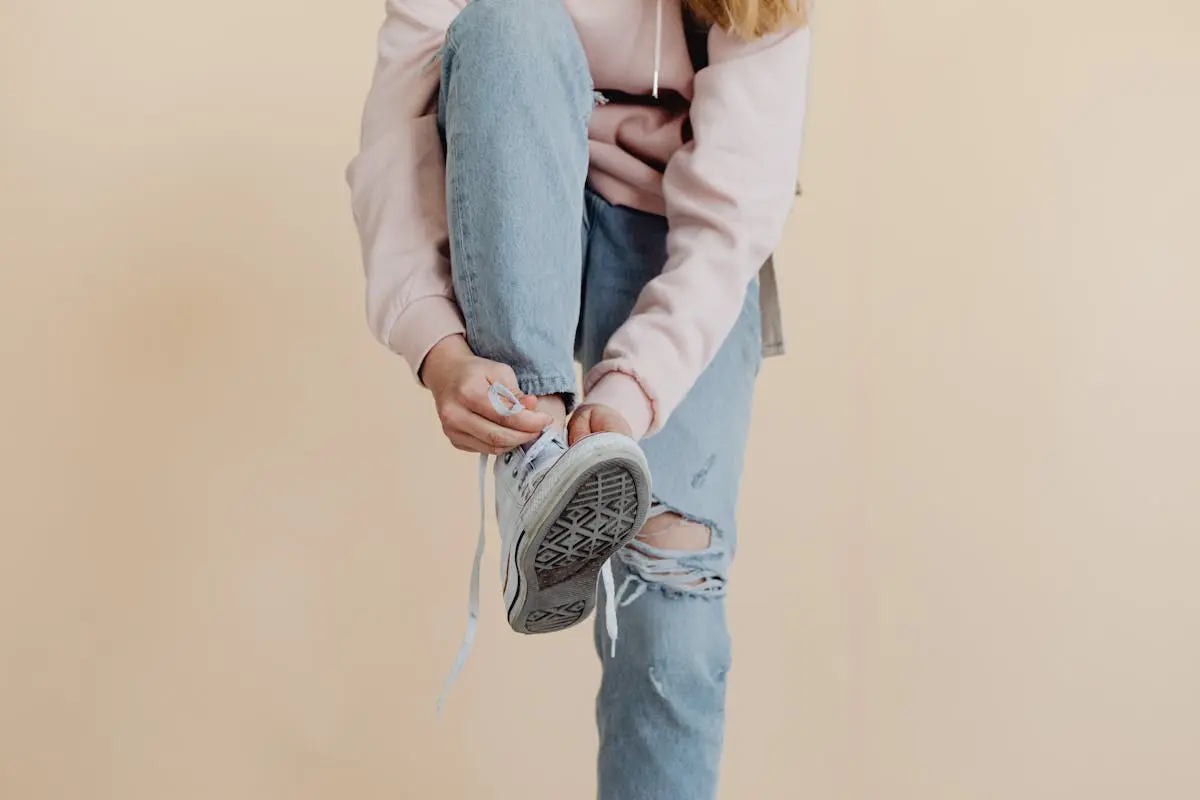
503, 453, 512, 464
512, 469, 519, 478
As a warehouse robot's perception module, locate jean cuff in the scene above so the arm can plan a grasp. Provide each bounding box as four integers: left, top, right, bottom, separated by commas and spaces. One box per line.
514, 374, 578, 414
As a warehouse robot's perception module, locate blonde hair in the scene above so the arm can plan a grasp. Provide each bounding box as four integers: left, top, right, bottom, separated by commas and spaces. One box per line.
685, 0, 809, 39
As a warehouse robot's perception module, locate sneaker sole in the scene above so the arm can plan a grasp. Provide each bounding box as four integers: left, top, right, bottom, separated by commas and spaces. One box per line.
507, 445, 650, 635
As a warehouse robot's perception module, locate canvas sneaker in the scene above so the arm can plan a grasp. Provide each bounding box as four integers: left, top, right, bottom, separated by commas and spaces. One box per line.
496, 427, 651, 634
437, 384, 651, 711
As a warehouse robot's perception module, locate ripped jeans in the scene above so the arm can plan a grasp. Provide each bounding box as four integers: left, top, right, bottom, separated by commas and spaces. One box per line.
439, 1, 760, 797
583, 197, 760, 800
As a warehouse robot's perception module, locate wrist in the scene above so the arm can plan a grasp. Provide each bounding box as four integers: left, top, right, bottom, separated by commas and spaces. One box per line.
586, 372, 654, 440
419, 334, 471, 389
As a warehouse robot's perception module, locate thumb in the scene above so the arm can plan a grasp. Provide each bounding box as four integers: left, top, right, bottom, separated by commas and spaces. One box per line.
520, 395, 539, 411
567, 406, 592, 445
591, 405, 632, 438
487, 363, 521, 393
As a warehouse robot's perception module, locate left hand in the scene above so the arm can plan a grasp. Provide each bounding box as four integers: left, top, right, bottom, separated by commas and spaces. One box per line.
567, 403, 633, 446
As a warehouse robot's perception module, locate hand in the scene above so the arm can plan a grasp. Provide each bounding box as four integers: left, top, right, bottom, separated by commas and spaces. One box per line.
567, 403, 632, 446
421, 335, 552, 455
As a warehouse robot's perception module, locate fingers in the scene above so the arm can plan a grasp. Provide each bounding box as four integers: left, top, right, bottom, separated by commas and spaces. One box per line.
445, 364, 550, 433
447, 431, 505, 455
464, 387, 551, 433
439, 362, 549, 434
431, 356, 559, 455
442, 406, 539, 454
446, 423, 531, 456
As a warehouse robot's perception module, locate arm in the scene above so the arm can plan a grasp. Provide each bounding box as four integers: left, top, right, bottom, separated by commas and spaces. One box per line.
346, 0, 468, 378
585, 24, 813, 439
347, 0, 553, 454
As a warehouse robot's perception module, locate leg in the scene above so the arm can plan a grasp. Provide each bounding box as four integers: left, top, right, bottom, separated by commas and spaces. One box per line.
580, 191, 762, 800
438, 0, 594, 411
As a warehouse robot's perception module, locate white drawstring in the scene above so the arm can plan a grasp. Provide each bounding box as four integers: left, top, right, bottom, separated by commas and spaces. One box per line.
652, 0, 663, 98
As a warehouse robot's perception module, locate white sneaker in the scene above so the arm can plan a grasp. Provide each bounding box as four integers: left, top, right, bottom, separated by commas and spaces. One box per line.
496, 428, 651, 634
437, 385, 651, 712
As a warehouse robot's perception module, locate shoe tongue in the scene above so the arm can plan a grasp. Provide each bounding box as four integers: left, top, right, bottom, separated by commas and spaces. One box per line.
521, 427, 565, 451
521, 428, 566, 474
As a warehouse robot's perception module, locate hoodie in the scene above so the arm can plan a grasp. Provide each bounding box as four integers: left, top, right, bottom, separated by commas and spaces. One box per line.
346, 0, 812, 439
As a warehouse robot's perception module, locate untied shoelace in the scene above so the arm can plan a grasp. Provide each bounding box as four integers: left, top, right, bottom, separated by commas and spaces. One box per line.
437, 383, 619, 713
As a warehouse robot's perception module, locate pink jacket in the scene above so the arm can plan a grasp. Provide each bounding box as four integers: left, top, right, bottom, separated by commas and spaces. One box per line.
347, 0, 811, 439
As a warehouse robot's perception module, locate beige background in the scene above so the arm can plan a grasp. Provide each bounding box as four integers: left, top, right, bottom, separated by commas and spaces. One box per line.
2, 0, 1198, 798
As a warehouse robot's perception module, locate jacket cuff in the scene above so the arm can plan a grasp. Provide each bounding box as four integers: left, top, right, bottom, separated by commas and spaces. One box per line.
584, 369, 656, 441
386, 295, 467, 384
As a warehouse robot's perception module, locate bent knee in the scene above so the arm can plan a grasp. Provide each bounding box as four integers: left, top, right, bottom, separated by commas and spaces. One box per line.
452, 0, 581, 57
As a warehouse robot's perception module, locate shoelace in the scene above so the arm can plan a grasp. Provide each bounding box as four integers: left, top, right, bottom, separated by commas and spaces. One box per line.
437, 384, 619, 713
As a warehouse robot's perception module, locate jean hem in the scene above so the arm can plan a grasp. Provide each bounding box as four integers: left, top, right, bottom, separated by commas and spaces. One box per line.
514, 374, 578, 410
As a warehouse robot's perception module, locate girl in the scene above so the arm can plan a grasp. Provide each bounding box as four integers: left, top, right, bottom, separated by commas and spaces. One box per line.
347, 0, 810, 795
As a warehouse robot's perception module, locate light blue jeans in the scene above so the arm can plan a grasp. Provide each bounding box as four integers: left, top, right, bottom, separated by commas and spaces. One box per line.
439, 2, 761, 797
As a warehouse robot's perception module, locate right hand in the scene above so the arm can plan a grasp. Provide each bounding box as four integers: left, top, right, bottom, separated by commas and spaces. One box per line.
420, 335, 552, 455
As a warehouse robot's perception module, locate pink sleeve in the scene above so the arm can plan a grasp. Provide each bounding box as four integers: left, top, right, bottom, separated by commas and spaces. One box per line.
346, 0, 468, 379
585, 25, 813, 438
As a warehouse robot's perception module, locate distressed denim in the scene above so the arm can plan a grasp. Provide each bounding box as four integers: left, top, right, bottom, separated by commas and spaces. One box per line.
440, 1, 760, 797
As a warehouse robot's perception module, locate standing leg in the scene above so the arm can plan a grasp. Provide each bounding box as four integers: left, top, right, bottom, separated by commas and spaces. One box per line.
580, 190, 762, 800
438, 0, 594, 411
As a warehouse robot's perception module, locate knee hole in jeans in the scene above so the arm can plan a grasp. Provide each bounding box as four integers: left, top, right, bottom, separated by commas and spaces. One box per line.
636, 513, 711, 552
616, 513, 727, 598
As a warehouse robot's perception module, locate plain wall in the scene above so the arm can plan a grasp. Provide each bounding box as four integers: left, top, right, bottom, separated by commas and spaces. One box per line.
2, 0, 1197, 798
